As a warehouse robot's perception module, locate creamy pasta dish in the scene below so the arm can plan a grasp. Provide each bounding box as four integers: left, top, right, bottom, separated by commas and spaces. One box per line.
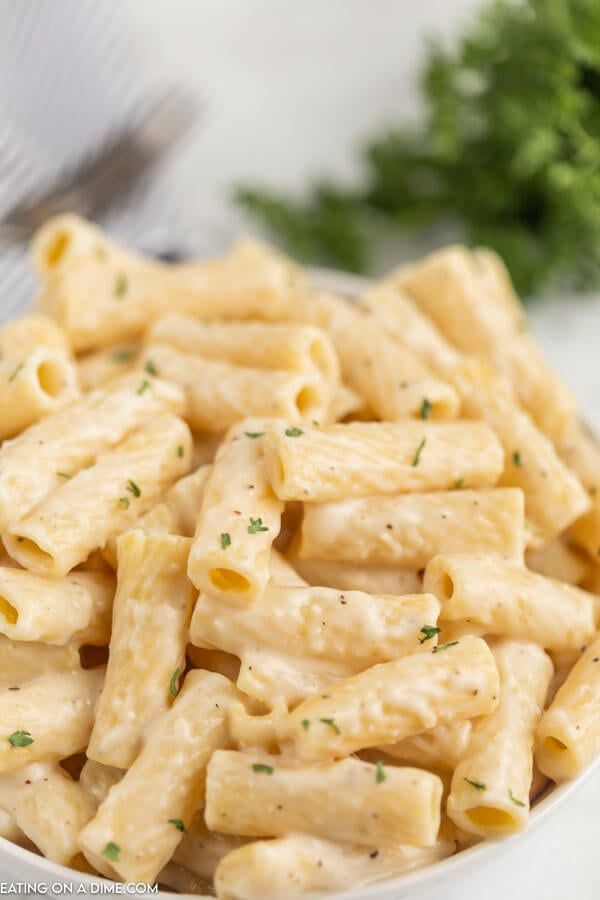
0, 215, 598, 898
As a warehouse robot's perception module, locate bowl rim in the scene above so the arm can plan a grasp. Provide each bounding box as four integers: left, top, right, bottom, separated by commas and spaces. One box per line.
1, 264, 598, 898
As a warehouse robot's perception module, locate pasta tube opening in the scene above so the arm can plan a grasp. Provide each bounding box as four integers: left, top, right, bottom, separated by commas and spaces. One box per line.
44, 230, 70, 270
209, 568, 252, 594
294, 384, 322, 418
0, 596, 17, 625
6, 537, 54, 573
36, 359, 67, 398
465, 806, 517, 831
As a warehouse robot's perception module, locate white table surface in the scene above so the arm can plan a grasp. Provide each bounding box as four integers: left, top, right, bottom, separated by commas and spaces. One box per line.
120, 3, 599, 899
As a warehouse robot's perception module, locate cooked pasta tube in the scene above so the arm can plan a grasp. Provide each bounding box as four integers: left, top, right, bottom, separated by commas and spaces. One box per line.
0, 635, 80, 690
378, 721, 473, 772
286, 554, 422, 595
535, 633, 600, 781
570, 500, 600, 561
448, 640, 552, 837
0, 761, 96, 865
490, 333, 576, 442
190, 585, 440, 688
77, 344, 139, 391
269, 549, 308, 587
0, 567, 114, 645
394, 246, 576, 440
236, 652, 351, 708
164, 465, 211, 537
424, 554, 598, 651
263, 420, 504, 502
299, 488, 525, 568
80, 671, 240, 884
0, 808, 25, 843
357, 282, 460, 374
148, 315, 339, 383
327, 383, 364, 422
470, 247, 525, 328
87, 532, 195, 769
525, 538, 590, 586
31, 214, 129, 278
0, 372, 184, 530
396, 245, 522, 356
558, 419, 600, 494
0, 668, 103, 775
292, 291, 458, 420
281, 636, 499, 761
214, 831, 455, 900
172, 813, 248, 883
451, 357, 588, 539
5, 413, 192, 577
38, 238, 301, 351
143, 344, 328, 432
0, 348, 79, 440
101, 501, 184, 570
205, 751, 442, 848
188, 423, 283, 602
79, 759, 124, 807
0, 313, 71, 360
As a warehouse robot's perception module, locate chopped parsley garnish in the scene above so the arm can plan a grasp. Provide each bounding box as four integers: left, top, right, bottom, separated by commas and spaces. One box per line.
248, 517, 268, 534
56, 471, 72, 480
301, 719, 310, 731
169, 667, 181, 698
375, 760, 386, 784
454, 478, 465, 489
136, 379, 150, 395
432, 641, 459, 654
512, 450, 523, 467
285, 427, 303, 437
119, 496, 130, 509
8, 362, 23, 383
102, 841, 121, 862
245, 431, 265, 439
419, 625, 441, 644
411, 437, 426, 467
112, 349, 134, 363
509, 789, 526, 807
464, 777, 486, 791
177, 445, 184, 458
114, 274, 128, 297
320, 718, 340, 734
252, 763, 274, 774
419, 398, 432, 420
145, 359, 158, 376
220, 532, 232, 550
8, 730, 33, 748
126, 479, 141, 498
168, 818, 186, 832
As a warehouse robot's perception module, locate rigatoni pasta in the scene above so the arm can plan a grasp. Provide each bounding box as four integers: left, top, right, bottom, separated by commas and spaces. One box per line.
0, 216, 598, 897
299, 488, 525, 569
87, 531, 195, 768
4, 413, 192, 576
188, 422, 283, 602
263, 420, 504, 502
424, 554, 597, 651
447, 639, 552, 836
205, 751, 443, 848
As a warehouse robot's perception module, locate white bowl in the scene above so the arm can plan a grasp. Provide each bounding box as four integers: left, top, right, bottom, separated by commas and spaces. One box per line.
1, 266, 597, 898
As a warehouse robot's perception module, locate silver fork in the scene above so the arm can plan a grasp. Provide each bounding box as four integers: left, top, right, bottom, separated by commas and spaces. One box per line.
0, 87, 200, 244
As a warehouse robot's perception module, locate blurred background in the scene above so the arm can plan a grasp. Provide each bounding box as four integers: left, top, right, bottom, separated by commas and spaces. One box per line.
1, 0, 599, 426
0, 2, 599, 898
